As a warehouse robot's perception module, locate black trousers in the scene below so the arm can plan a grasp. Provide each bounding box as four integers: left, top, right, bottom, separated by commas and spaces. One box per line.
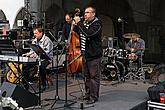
22, 60, 50, 88
83, 57, 102, 100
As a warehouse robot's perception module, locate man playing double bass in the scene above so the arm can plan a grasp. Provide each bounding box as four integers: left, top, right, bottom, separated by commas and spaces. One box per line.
73, 6, 103, 104
62, 11, 80, 42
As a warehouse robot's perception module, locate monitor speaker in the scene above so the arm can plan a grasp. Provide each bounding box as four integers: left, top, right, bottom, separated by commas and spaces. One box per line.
0, 82, 39, 108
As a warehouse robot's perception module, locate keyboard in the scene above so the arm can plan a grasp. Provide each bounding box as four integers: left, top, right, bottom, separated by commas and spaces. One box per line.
0, 55, 37, 63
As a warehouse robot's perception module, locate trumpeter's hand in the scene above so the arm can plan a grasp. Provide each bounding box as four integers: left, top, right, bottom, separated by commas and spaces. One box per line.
73, 16, 81, 24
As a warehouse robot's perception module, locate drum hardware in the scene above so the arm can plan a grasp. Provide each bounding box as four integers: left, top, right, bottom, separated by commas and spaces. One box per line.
146, 67, 153, 74
136, 66, 153, 81
124, 57, 147, 82
125, 59, 137, 79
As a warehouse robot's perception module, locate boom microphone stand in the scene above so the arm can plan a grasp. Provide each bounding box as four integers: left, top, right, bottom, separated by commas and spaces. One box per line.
111, 18, 126, 86
120, 18, 126, 81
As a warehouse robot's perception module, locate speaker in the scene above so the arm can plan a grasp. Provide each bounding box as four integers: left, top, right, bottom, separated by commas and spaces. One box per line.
0, 82, 39, 108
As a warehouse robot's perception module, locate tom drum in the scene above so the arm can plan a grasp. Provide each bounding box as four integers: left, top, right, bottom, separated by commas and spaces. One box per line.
117, 49, 128, 59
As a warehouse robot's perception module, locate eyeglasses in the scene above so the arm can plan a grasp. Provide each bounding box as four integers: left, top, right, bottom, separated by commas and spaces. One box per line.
84, 11, 93, 14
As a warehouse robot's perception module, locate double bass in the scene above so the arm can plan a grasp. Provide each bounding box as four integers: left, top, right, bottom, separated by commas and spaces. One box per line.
67, 20, 82, 74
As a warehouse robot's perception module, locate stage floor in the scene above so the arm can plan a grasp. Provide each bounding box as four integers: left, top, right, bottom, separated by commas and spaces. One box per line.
24, 73, 153, 110
0, 72, 154, 110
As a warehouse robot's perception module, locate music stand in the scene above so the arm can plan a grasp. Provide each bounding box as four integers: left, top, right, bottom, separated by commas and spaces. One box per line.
29, 44, 51, 60
28, 44, 51, 106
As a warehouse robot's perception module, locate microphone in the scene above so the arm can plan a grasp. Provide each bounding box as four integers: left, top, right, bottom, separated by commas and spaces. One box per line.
118, 17, 127, 23
73, 16, 84, 22
80, 16, 84, 21
118, 17, 122, 22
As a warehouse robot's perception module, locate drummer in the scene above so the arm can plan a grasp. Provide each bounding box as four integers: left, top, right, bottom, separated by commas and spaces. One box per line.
125, 33, 145, 68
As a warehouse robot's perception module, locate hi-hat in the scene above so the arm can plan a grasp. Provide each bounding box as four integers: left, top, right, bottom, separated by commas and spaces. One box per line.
123, 33, 140, 39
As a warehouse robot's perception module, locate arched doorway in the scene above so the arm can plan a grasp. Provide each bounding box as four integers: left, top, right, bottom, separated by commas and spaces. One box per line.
0, 9, 7, 20
99, 15, 115, 48
13, 7, 30, 29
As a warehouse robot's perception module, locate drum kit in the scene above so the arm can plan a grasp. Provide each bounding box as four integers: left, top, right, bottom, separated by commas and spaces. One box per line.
102, 33, 146, 81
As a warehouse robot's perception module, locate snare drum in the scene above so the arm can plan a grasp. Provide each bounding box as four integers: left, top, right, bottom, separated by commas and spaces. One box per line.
117, 49, 128, 59
128, 53, 138, 60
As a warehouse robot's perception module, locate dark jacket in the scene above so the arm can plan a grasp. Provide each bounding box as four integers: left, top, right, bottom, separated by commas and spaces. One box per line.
77, 17, 103, 61
62, 23, 79, 41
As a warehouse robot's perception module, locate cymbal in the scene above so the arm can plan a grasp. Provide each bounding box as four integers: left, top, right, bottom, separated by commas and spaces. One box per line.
123, 33, 140, 39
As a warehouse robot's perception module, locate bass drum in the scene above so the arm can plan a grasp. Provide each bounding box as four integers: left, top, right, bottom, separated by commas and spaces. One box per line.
102, 61, 126, 81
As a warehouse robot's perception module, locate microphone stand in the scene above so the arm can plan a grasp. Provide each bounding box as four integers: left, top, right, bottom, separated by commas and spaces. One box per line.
48, 31, 58, 42
44, 39, 66, 109
120, 21, 126, 81
63, 41, 77, 108
37, 53, 42, 106
113, 21, 125, 85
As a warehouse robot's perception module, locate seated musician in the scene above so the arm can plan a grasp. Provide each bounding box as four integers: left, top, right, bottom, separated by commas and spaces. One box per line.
22, 26, 53, 90
62, 12, 79, 42
126, 33, 145, 68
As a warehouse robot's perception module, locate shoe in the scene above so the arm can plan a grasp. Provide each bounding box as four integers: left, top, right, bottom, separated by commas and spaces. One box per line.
79, 95, 90, 100
83, 95, 90, 100
41, 86, 46, 91
28, 82, 33, 85
23, 84, 29, 90
85, 98, 98, 104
